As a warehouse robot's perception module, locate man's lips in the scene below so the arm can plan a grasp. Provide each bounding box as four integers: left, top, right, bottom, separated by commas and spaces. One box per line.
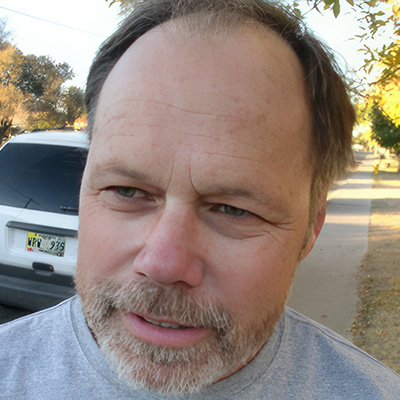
122, 312, 211, 348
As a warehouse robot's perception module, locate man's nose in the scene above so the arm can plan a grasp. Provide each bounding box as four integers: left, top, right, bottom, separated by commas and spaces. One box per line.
133, 208, 205, 288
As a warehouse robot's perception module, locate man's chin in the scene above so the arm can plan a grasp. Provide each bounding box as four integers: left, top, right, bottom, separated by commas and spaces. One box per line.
76, 278, 282, 396
96, 313, 233, 396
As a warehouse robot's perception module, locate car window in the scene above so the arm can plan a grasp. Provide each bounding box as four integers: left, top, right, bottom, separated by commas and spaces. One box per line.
0, 143, 87, 215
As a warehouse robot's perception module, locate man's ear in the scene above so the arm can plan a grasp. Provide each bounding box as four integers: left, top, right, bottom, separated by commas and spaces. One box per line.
299, 203, 326, 261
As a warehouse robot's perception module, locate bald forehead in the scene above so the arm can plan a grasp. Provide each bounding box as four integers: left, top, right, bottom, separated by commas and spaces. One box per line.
95, 19, 310, 141
102, 18, 307, 100
167, 9, 276, 39
160, 16, 301, 65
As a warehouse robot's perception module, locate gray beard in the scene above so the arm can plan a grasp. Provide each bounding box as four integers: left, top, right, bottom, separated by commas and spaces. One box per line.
77, 278, 282, 396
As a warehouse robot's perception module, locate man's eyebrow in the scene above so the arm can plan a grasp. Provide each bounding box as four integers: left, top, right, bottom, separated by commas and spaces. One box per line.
200, 186, 286, 212
89, 165, 151, 183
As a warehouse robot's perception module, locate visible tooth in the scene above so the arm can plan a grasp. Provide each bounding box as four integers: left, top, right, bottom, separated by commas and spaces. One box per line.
160, 322, 181, 329
143, 317, 159, 326
143, 317, 182, 329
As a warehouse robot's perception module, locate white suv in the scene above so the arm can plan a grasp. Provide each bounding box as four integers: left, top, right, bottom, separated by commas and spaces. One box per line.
0, 131, 88, 310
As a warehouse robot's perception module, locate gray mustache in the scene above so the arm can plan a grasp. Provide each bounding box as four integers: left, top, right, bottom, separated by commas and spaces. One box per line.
95, 279, 232, 337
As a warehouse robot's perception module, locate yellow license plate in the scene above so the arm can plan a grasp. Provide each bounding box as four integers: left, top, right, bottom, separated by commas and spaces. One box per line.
25, 232, 66, 257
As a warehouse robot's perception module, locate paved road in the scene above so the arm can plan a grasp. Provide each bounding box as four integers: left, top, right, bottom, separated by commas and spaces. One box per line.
287, 152, 374, 342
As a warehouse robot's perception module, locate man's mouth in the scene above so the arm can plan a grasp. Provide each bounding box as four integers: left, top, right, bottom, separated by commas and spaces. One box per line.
121, 312, 210, 348
142, 316, 187, 330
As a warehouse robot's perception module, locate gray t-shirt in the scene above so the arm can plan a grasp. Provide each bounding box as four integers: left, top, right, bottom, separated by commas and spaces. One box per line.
1, 296, 399, 399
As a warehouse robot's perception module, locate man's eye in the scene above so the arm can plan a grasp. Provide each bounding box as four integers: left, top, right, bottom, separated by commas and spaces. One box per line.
219, 205, 247, 217
115, 187, 144, 198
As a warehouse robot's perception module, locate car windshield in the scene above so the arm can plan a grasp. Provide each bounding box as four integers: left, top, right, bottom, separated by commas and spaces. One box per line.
0, 142, 87, 215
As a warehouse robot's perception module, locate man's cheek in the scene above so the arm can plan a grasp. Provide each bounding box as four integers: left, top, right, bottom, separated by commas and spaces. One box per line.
78, 216, 120, 274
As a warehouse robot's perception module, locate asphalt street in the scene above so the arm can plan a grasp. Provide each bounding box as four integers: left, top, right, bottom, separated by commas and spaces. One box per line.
287, 152, 373, 342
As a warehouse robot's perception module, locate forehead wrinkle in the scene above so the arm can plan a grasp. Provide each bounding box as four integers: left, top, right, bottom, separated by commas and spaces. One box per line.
95, 100, 247, 145
184, 124, 270, 156
202, 151, 266, 165
165, 153, 176, 192
145, 99, 234, 119
103, 96, 239, 120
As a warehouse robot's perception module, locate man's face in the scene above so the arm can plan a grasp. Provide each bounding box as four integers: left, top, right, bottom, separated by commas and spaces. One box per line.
76, 23, 321, 395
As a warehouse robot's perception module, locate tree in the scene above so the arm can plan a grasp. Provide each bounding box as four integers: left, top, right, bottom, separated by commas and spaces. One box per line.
310, 1, 400, 159
371, 79, 400, 126
370, 103, 400, 155
0, 44, 25, 142
0, 83, 23, 143
62, 86, 85, 126
17, 55, 74, 130
0, 19, 22, 142
0, 18, 13, 50
0, 17, 81, 136
356, 0, 400, 89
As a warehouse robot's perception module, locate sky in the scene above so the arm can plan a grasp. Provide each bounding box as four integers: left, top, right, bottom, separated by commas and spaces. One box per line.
0, 0, 393, 89
0, 0, 122, 87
